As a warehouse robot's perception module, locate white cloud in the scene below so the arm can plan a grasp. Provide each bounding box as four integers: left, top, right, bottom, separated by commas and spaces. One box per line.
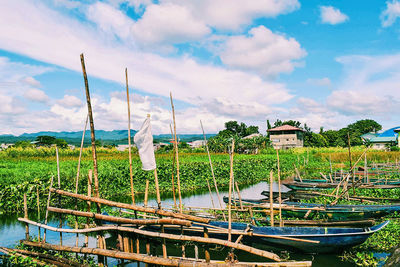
306, 77, 331, 86
57, 95, 83, 107
326, 54, 400, 118
131, 3, 210, 46
219, 26, 306, 77
21, 76, 41, 88
320, 6, 349, 25
86, 2, 134, 41
165, 0, 300, 30
0, 1, 293, 116
381, 0, 400, 27
24, 88, 49, 103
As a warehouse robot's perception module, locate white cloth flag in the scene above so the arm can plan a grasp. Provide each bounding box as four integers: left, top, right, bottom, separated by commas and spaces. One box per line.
134, 117, 156, 171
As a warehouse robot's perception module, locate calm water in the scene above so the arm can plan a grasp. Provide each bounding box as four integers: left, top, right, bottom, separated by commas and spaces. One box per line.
0, 181, 384, 266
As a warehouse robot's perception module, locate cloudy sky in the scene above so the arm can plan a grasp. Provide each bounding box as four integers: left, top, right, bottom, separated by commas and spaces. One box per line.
1, 0, 400, 135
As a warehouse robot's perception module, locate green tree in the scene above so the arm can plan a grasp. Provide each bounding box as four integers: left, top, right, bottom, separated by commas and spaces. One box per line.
14, 140, 33, 148
347, 119, 382, 135
36, 135, 56, 146
54, 138, 68, 149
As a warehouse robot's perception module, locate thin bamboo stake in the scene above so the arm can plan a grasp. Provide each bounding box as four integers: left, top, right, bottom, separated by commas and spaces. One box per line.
329, 154, 333, 174
228, 139, 235, 242
365, 153, 369, 184
347, 132, 355, 194
144, 179, 149, 207
36, 186, 41, 242
269, 171, 274, 226
85, 170, 93, 247
276, 149, 283, 227
43, 175, 54, 242
24, 193, 29, 240
125, 68, 135, 205
169, 124, 177, 208
56, 147, 62, 246
200, 120, 225, 220
170, 93, 182, 212
154, 169, 161, 209
75, 114, 88, 247
234, 182, 243, 210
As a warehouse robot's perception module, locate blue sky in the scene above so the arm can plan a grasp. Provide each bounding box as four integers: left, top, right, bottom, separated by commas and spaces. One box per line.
1, 0, 400, 135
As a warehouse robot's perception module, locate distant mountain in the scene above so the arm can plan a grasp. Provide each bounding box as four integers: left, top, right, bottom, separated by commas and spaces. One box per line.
0, 130, 215, 146
18, 129, 137, 140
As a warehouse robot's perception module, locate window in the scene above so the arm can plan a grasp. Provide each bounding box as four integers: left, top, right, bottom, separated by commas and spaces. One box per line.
272, 139, 280, 143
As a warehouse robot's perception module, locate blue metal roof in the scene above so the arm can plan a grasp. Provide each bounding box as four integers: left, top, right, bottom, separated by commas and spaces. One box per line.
379, 126, 400, 137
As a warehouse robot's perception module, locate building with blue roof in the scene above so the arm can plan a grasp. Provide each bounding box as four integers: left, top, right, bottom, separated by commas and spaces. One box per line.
361, 126, 400, 150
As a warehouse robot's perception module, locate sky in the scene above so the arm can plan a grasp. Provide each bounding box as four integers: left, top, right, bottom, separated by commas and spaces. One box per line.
1, 0, 400, 135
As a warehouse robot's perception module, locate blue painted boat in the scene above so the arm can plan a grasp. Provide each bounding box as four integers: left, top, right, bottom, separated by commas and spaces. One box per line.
207, 220, 389, 253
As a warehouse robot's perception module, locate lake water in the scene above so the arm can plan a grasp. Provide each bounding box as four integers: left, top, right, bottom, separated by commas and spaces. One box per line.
0, 181, 382, 266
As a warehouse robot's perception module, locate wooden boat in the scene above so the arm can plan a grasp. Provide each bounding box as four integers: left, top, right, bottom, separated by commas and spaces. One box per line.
283, 181, 400, 191
223, 197, 400, 221
208, 221, 389, 253
157, 221, 389, 253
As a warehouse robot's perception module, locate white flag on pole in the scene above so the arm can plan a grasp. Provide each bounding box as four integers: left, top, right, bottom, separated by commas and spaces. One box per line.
134, 117, 156, 171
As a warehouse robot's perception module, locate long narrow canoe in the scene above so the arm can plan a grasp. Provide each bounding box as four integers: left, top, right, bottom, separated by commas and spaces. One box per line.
283, 181, 400, 191
173, 221, 388, 253
149, 221, 388, 253
223, 197, 400, 221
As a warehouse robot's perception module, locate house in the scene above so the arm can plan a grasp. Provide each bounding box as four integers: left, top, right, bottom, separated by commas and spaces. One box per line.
188, 140, 206, 148
267, 125, 304, 149
361, 126, 399, 150
242, 133, 262, 139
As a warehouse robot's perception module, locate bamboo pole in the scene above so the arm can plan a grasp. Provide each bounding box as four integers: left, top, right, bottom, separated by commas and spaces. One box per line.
22, 240, 290, 266
276, 149, 283, 227
75, 114, 88, 247
347, 132, 355, 194
204, 227, 210, 263
80, 54, 100, 202
234, 182, 243, 210
154, 169, 161, 209
36, 186, 41, 242
55, 147, 63, 246
170, 92, 182, 212
47, 206, 192, 226
24, 193, 29, 240
200, 120, 225, 219
43, 175, 54, 242
21, 228, 281, 262
269, 171, 274, 226
50, 188, 210, 223
85, 170, 93, 247
228, 139, 235, 242
169, 124, 177, 208
125, 68, 135, 205
144, 179, 149, 207
365, 153, 369, 184
80, 54, 105, 264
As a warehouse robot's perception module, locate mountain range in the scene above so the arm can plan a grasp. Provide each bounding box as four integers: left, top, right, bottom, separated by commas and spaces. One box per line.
0, 130, 215, 146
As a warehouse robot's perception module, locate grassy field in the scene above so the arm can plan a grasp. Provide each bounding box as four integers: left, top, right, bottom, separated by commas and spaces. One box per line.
1, 146, 399, 214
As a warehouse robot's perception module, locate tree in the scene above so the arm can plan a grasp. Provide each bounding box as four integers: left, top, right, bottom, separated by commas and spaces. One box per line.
36, 136, 56, 146
347, 119, 382, 135
14, 140, 33, 148
54, 138, 68, 149
273, 119, 301, 128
